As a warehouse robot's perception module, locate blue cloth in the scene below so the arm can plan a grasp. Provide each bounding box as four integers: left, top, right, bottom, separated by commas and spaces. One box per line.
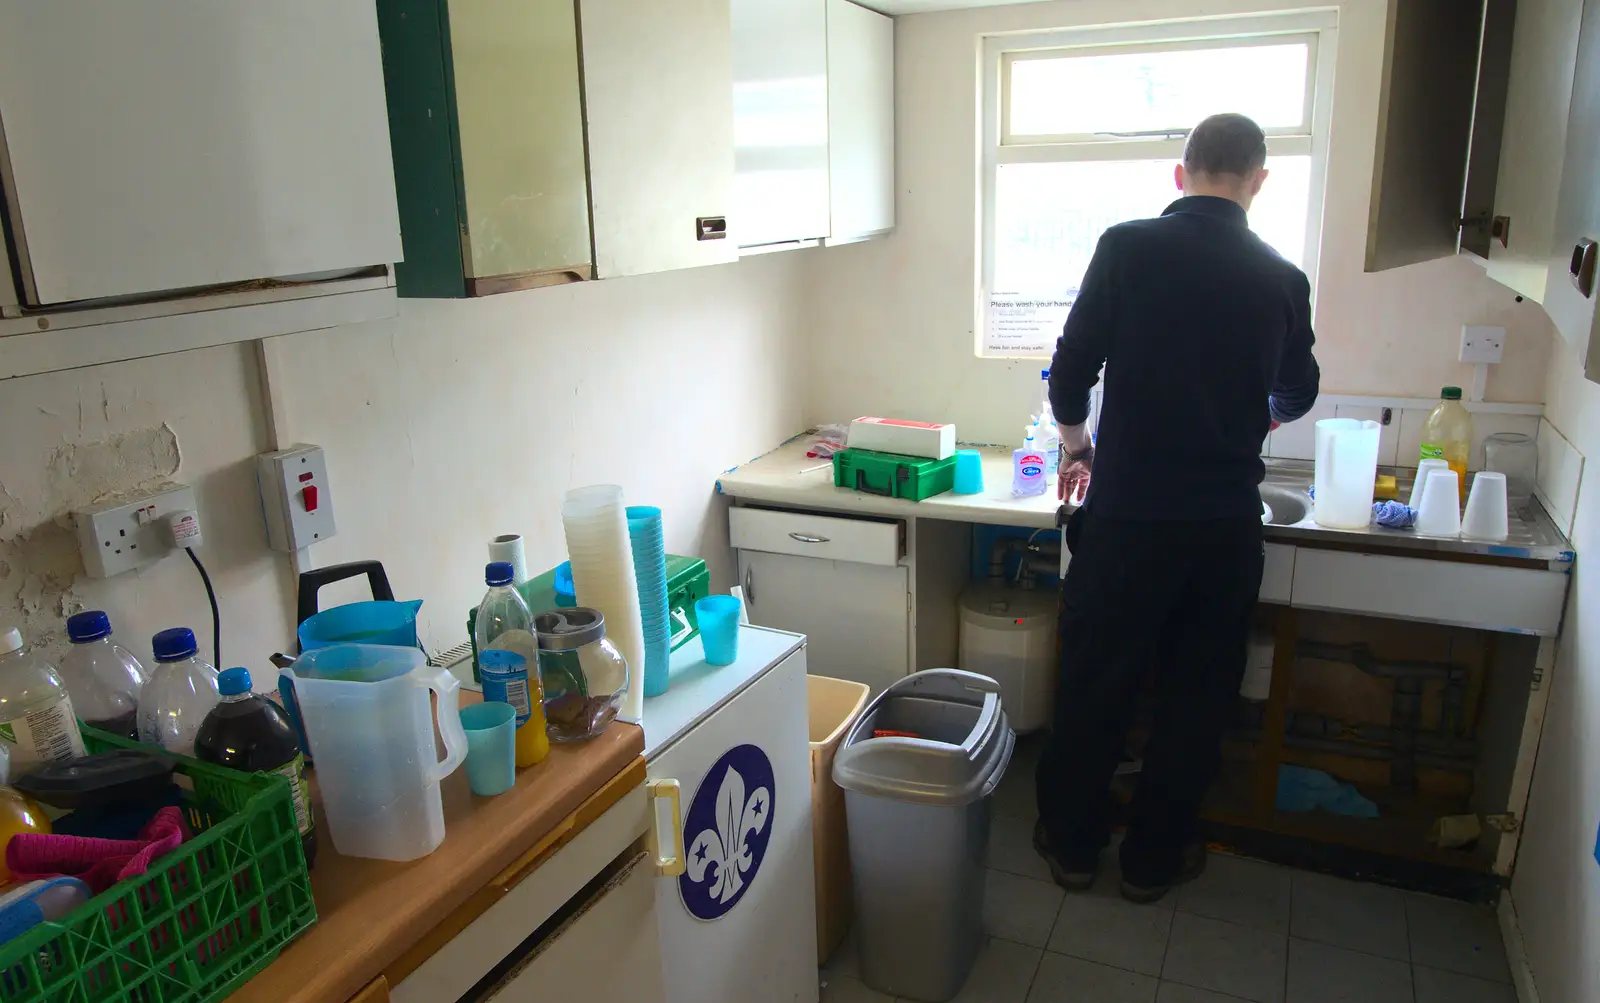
1277, 765, 1379, 818
1048, 195, 1320, 521
1372, 500, 1416, 528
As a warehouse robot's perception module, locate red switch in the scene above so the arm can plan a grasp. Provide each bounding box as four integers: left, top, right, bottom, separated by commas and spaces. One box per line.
301, 485, 319, 512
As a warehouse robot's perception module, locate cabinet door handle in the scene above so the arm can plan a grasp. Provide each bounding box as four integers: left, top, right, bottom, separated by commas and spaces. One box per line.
1572, 239, 1597, 298
788, 532, 830, 544
696, 216, 728, 241
647, 779, 686, 877
744, 564, 756, 606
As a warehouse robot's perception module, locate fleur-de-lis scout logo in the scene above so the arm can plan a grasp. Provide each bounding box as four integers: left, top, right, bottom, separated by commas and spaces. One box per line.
679, 743, 776, 920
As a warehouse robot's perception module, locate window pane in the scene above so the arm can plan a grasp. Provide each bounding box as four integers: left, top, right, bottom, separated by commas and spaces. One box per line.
1008, 43, 1309, 138
991, 155, 1311, 300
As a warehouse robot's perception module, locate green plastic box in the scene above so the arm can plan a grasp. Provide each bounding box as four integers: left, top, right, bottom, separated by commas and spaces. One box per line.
833, 447, 958, 501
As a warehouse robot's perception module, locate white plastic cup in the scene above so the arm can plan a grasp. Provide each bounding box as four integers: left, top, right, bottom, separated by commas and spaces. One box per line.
1409, 458, 1450, 509
1462, 471, 1510, 541
1414, 469, 1462, 537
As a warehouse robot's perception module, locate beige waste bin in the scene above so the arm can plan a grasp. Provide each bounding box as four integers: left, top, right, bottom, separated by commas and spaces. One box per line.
809, 674, 871, 963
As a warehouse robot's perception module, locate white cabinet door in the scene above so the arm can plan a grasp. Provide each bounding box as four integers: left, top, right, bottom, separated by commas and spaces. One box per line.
732, 0, 830, 249
824, 0, 894, 244
650, 647, 818, 1003
1484, 0, 1585, 302
0, 1, 401, 306
580, 0, 738, 278
739, 549, 909, 695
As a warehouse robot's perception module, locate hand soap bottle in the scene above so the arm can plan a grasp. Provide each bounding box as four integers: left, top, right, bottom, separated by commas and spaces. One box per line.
1013, 427, 1047, 497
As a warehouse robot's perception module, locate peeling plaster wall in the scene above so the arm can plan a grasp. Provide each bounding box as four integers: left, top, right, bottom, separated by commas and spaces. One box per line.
0, 343, 290, 667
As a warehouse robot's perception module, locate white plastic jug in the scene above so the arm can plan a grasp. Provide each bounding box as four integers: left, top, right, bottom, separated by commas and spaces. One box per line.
1313, 418, 1382, 529
281, 644, 467, 861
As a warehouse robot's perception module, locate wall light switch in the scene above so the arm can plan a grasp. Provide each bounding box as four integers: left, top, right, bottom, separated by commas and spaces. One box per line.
257, 444, 336, 552
1461, 325, 1506, 364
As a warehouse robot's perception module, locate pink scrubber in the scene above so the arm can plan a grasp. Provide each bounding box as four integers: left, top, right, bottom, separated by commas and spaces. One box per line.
6, 806, 189, 893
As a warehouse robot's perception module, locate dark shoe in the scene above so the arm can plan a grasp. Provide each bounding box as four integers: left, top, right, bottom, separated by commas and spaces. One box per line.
1033, 820, 1098, 891
1119, 844, 1208, 904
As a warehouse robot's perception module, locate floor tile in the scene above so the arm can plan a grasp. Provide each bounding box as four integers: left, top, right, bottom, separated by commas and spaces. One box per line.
1174, 854, 1293, 934
1157, 984, 1251, 1003
993, 738, 1041, 820
988, 813, 1054, 882
1404, 894, 1511, 982
1161, 912, 1287, 1003
947, 937, 1043, 1003
1027, 953, 1159, 1003
1049, 889, 1173, 975
824, 929, 861, 980
1413, 965, 1518, 1003
1289, 872, 1408, 960
1284, 938, 1411, 1003
820, 974, 895, 1003
984, 869, 1065, 948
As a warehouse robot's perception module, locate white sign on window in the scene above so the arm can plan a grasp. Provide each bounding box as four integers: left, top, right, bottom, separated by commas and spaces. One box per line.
984, 293, 1073, 357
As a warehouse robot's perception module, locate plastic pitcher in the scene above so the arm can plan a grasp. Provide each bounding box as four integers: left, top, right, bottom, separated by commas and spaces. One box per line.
297, 600, 423, 650
1313, 418, 1382, 529
281, 644, 467, 861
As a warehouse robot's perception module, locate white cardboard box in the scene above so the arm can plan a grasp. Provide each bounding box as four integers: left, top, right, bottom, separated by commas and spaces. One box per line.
847, 417, 956, 459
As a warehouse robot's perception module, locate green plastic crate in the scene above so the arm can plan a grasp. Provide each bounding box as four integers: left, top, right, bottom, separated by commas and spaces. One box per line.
832, 448, 957, 501
0, 728, 316, 1003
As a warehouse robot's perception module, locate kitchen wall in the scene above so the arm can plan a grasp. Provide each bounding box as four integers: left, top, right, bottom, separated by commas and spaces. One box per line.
0, 252, 805, 669
1512, 339, 1599, 1003
801, 0, 1558, 443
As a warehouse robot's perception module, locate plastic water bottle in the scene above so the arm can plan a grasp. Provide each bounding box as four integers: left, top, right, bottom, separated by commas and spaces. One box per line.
197, 667, 316, 866
474, 562, 549, 767
1038, 370, 1061, 480
58, 611, 146, 739
0, 627, 87, 771
138, 627, 221, 757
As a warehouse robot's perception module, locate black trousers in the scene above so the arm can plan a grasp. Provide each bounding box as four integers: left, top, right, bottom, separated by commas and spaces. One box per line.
1035, 507, 1265, 886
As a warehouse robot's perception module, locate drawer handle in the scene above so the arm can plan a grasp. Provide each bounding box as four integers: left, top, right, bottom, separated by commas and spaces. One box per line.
696, 216, 728, 241
648, 779, 687, 877
788, 532, 831, 544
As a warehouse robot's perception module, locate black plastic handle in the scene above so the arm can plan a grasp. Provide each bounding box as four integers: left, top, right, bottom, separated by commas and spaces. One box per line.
296, 560, 395, 626
854, 469, 893, 497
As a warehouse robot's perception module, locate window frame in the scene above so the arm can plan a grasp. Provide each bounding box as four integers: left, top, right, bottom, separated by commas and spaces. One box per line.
978, 11, 1340, 358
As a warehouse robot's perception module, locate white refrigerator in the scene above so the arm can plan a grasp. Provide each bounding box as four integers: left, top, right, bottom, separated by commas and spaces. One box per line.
643, 625, 819, 1003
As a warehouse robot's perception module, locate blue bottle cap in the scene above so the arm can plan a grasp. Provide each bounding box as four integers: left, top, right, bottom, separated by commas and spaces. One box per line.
151, 627, 197, 662
218, 667, 252, 696
486, 561, 515, 587
67, 610, 112, 643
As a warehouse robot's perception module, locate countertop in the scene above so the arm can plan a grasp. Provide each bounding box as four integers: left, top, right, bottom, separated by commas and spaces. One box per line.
717, 437, 1575, 567
231, 714, 645, 1003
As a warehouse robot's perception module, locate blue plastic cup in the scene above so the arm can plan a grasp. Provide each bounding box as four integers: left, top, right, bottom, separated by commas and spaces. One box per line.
695, 595, 742, 666
460, 702, 517, 796
953, 449, 984, 495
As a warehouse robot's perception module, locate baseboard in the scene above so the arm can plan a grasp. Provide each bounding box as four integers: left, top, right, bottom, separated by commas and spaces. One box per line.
1499, 890, 1541, 1003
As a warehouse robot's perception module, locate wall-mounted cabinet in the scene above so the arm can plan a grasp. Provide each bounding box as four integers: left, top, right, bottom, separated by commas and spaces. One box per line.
825, 0, 895, 245
1544, 0, 1600, 378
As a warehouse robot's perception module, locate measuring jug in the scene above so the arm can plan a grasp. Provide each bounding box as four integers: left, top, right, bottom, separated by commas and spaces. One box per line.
1313, 418, 1382, 529
281, 644, 467, 861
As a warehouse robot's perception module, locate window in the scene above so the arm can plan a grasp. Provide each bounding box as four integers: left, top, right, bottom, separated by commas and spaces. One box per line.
980, 13, 1338, 357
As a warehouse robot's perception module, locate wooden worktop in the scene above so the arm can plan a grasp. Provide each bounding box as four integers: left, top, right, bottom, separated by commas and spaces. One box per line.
231, 719, 645, 1003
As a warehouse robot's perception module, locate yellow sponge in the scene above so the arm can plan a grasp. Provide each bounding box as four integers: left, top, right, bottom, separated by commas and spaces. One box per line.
1374, 474, 1399, 501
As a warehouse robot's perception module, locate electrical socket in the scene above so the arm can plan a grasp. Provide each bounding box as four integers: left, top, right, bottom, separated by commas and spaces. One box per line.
1460, 325, 1505, 364
75, 483, 196, 578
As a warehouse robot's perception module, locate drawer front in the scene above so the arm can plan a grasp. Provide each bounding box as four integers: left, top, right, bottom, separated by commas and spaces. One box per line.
391, 780, 650, 1003
1259, 543, 1295, 604
1290, 549, 1568, 635
729, 506, 902, 566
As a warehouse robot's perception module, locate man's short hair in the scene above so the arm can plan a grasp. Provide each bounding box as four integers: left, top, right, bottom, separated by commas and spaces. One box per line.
1183, 113, 1268, 178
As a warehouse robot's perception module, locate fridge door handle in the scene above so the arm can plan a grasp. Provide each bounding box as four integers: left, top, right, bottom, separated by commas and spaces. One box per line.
647, 779, 687, 877
744, 563, 756, 606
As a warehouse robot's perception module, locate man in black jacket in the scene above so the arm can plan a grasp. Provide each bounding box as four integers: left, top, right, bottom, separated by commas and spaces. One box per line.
1035, 113, 1320, 903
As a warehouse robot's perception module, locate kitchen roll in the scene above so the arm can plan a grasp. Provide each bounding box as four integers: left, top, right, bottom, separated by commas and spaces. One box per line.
562, 485, 646, 722
487, 534, 529, 585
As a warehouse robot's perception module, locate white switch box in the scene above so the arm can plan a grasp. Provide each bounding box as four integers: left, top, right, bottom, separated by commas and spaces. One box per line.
1461, 325, 1506, 364
257, 444, 336, 552
75, 483, 196, 578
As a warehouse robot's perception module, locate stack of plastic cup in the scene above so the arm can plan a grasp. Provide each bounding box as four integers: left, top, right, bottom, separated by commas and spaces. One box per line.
1409, 458, 1450, 508
627, 506, 671, 697
1413, 469, 1462, 537
1462, 471, 1510, 541
562, 485, 646, 722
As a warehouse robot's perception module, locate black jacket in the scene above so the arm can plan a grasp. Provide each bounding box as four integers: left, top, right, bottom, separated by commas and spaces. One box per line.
1049, 195, 1320, 521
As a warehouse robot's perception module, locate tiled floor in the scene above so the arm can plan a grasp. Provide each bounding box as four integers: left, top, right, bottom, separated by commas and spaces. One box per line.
820, 741, 1514, 1003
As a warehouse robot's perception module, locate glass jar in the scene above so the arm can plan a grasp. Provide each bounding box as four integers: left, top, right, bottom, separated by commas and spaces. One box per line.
535, 608, 629, 743
1483, 432, 1538, 512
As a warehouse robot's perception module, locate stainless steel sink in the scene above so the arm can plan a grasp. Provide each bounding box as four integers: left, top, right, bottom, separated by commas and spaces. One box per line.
1260, 484, 1312, 526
